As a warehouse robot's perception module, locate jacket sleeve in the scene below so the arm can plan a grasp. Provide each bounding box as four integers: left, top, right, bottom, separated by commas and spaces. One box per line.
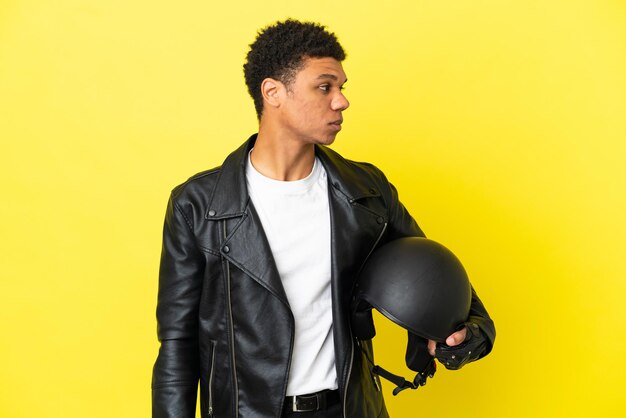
381, 174, 496, 355
467, 286, 496, 357
152, 193, 203, 418
382, 180, 426, 240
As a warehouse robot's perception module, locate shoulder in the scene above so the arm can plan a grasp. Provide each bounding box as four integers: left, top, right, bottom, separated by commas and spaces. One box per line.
167, 166, 222, 220
171, 166, 221, 199
343, 158, 386, 180
317, 145, 391, 192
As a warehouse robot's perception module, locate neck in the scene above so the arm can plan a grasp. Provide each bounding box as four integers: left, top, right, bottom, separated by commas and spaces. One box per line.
252, 121, 316, 181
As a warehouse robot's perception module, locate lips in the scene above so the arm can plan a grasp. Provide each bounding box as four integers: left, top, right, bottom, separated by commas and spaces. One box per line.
329, 118, 343, 131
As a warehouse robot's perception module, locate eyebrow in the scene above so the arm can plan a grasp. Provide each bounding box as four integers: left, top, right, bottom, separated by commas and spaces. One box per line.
316, 74, 348, 83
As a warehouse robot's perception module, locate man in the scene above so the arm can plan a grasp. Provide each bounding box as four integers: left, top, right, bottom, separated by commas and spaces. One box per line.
152, 19, 495, 418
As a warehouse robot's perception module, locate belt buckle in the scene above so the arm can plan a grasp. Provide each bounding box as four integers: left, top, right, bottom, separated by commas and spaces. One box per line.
292, 392, 322, 412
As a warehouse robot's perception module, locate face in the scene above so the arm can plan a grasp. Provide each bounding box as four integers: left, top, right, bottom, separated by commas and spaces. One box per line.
276, 57, 350, 145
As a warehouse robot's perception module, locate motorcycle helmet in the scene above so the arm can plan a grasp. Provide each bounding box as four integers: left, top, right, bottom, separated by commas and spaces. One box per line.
352, 236, 472, 394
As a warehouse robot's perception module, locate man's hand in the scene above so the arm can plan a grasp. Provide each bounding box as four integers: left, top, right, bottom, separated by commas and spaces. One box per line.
428, 322, 489, 370
427, 327, 467, 356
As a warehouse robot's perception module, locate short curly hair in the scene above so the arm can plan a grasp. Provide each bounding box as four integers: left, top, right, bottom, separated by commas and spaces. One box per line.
243, 19, 346, 119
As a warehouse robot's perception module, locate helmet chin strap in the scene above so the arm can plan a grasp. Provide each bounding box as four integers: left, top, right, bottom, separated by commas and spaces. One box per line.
361, 335, 436, 395
371, 362, 436, 395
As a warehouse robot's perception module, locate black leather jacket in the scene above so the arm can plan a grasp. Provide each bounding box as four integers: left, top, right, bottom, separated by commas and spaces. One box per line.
152, 135, 495, 417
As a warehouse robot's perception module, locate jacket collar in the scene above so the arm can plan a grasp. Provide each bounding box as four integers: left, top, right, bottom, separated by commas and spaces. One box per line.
206, 134, 380, 219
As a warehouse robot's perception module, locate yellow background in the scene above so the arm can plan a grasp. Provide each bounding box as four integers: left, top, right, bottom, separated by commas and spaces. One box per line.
1, 0, 625, 416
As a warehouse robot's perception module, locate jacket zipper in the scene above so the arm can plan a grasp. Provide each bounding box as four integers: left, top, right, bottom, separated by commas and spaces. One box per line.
342, 338, 355, 418
343, 221, 388, 418
223, 221, 239, 417
208, 340, 216, 417
279, 315, 295, 416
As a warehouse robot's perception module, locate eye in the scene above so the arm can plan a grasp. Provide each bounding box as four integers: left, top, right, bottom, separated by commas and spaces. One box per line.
319, 84, 330, 92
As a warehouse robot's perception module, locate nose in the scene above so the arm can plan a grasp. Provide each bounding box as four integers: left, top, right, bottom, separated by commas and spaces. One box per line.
331, 91, 350, 111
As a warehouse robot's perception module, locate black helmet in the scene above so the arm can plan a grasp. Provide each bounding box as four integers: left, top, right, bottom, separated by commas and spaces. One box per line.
352, 236, 472, 394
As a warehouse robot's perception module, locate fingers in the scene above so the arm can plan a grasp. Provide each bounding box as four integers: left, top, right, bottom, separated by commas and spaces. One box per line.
429, 327, 468, 358
445, 327, 468, 347
435, 324, 488, 370
428, 339, 436, 356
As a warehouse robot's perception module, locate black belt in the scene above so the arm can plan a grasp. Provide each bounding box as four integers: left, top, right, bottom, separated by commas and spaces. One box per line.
284, 389, 340, 413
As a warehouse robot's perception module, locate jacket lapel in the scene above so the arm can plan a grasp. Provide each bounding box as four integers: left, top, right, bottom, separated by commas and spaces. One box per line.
205, 135, 289, 306
316, 144, 389, 294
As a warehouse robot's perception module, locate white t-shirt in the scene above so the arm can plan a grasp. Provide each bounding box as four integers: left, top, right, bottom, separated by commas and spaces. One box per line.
245, 151, 337, 396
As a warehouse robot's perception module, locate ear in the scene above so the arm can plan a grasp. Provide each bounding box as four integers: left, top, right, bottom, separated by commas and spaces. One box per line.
261, 78, 283, 109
